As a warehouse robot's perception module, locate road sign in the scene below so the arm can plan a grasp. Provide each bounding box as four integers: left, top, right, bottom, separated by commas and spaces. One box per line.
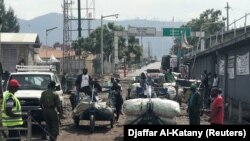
128, 26, 156, 36
163, 28, 191, 37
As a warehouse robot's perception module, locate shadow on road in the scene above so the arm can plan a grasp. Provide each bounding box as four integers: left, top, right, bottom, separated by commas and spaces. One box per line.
61, 122, 112, 135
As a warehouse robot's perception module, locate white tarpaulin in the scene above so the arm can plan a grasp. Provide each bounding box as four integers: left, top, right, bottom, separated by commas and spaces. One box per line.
48, 54, 60, 63
34, 54, 46, 64
123, 98, 181, 118
236, 52, 249, 75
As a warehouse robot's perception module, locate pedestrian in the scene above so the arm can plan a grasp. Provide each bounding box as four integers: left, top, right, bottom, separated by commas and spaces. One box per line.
2, 70, 10, 91
187, 83, 201, 125
40, 81, 62, 141
1, 79, 25, 141
210, 88, 224, 125
212, 74, 219, 88
61, 73, 67, 94
165, 69, 175, 83
201, 70, 209, 108
111, 80, 123, 122
107, 77, 115, 89
75, 68, 93, 97
17, 58, 25, 66
140, 72, 147, 87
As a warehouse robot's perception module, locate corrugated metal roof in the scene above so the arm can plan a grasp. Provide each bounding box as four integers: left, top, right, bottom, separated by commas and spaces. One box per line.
0, 33, 39, 44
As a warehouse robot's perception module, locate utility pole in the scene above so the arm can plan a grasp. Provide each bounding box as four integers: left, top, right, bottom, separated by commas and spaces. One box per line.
148, 42, 151, 61
225, 2, 231, 31
78, 0, 82, 38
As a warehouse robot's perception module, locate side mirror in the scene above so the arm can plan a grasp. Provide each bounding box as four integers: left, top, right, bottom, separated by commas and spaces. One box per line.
55, 85, 61, 91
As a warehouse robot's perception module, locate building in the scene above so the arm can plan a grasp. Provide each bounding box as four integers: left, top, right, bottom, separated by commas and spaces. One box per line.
0, 33, 40, 72
38, 46, 96, 74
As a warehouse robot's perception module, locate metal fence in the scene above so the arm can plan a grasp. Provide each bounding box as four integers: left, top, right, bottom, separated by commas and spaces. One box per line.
185, 13, 250, 57
0, 111, 32, 141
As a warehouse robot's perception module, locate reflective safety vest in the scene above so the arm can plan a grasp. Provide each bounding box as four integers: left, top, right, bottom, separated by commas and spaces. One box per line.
1, 91, 23, 127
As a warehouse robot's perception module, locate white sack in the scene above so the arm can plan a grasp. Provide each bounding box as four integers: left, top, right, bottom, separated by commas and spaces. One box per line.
123, 98, 180, 118
124, 115, 177, 125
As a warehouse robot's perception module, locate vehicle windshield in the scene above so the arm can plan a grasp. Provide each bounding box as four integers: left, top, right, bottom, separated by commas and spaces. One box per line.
146, 69, 160, 73
11, 74, 51, 90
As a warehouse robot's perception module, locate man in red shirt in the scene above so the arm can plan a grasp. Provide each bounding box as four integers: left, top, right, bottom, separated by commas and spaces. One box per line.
210, 88, 224, 125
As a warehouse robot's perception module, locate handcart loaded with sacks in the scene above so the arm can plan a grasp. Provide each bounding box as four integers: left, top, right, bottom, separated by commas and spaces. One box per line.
123, 82, 181, 125
72, 84, 116, 133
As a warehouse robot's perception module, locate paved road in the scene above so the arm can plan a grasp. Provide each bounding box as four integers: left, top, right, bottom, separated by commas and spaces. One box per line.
126, 61, 161, 78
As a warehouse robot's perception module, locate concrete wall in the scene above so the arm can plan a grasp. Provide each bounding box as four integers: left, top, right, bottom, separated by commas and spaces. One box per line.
1, 44, 35, 72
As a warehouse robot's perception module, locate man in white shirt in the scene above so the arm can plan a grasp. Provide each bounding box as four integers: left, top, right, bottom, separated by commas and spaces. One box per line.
212, 74, 219, 88
75, 68, 93, 96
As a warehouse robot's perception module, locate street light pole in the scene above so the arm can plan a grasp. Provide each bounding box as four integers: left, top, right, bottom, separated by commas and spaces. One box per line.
100, 14, 119, 75
45, 27, 58, 60
46, 27, 58, 46
0, 19, 2, 62
101, 15, 103, 75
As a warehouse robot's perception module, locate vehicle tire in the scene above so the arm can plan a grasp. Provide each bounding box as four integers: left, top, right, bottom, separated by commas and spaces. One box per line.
90, 115, 95, 133
74, 117, 80, 128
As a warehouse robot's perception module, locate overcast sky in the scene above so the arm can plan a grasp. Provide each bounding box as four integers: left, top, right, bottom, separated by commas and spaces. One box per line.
4, 0, 250, 23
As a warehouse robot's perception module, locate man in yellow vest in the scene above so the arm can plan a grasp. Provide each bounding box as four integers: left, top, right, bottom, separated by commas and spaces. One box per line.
1, 79, 24, 141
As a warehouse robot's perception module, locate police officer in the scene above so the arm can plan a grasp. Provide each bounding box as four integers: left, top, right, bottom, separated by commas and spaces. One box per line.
40, 81, 62, 141
1, 79, 24, 141
187, 83, 201, 125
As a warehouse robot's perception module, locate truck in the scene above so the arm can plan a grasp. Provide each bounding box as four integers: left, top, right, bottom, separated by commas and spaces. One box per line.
6, 65, 64, 123
161, 55, 178, 72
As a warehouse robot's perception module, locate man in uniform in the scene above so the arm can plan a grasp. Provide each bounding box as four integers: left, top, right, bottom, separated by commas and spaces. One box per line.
1, 79, 24, 141
111, 80, 123, 122
40, 81, 62, 141
187, 83, 201, 125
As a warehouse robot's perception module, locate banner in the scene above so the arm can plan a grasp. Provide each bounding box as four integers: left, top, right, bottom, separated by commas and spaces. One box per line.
227, 56, 235, 79
236, 52, 249, 75
219, 59, 225, 75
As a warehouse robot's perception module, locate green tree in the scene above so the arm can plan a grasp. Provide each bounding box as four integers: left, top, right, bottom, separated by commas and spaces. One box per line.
127, 36, 142, 63
72, 22, 143, 64
0, 2, 20, 32
171, 9, 225, 53
72, 22, 127, 61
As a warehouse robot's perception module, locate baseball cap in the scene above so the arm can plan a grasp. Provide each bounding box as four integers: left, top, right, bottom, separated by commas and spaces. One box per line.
9, 79, 21, 87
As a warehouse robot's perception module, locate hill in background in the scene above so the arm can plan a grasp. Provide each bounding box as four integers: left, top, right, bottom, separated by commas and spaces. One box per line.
18, 13, 185, 59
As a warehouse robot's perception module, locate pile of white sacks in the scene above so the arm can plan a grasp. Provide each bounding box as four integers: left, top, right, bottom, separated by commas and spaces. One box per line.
123, 98, 181, 125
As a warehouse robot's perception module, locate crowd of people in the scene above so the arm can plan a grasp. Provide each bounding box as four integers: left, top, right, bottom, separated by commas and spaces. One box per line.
1, 68, 225, 140
187, 70, 224, 125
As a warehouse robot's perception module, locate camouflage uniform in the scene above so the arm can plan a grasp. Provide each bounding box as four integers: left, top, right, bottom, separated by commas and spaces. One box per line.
40, 89, 61, 141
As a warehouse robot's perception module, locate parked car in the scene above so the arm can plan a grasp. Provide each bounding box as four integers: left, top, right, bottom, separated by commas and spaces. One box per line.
7, 65, 64, 122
